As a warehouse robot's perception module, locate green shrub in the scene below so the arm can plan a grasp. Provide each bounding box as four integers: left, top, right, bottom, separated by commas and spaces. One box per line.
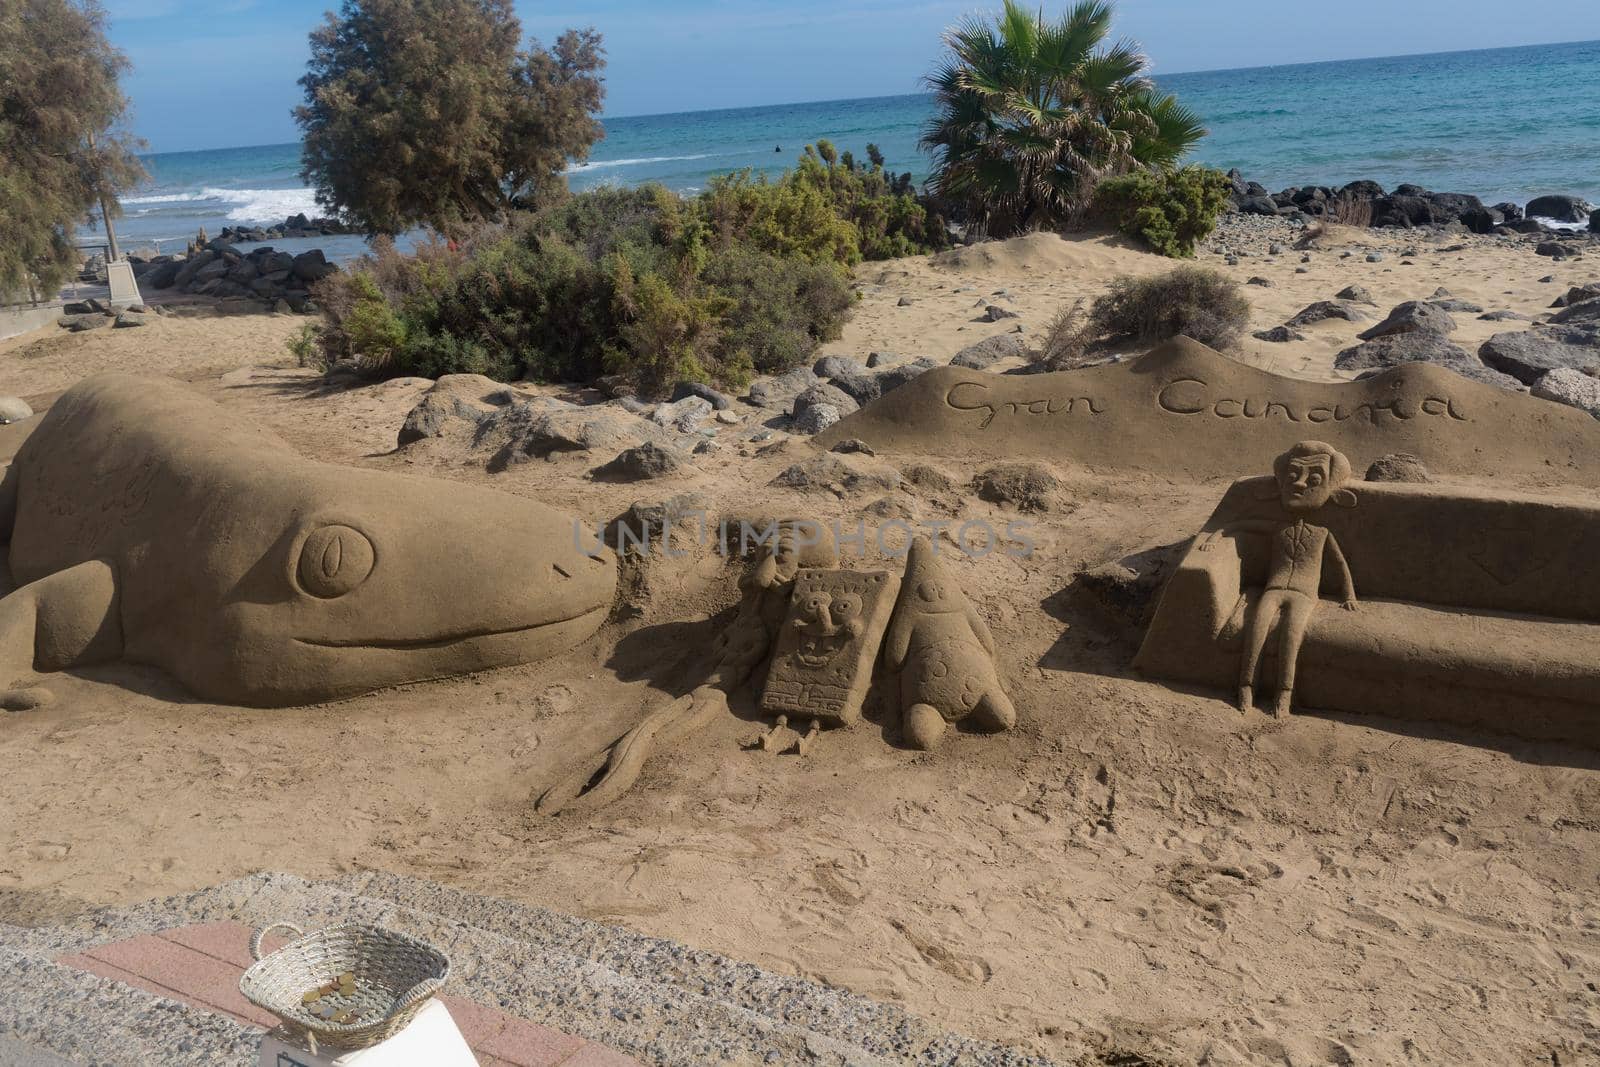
1089, 265, 1249, 349
1093, 166, 1232, 257
313, 145, 943, 393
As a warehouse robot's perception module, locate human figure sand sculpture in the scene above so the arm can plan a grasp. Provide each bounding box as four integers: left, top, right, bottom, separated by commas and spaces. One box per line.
1195, 441, 1358, 718
813, 337, 1600, 488
0, 375, 616, 708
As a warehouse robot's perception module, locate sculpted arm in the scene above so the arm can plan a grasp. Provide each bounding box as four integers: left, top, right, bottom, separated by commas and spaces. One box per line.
1196, 519, 1277, 551
1325, 533, 1357, 610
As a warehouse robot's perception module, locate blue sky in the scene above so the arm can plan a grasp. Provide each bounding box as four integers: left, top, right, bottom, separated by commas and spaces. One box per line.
106, 0, 1598, 153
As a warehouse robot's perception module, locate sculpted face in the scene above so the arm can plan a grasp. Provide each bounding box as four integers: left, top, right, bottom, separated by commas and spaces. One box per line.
1280, 453, 1334, 511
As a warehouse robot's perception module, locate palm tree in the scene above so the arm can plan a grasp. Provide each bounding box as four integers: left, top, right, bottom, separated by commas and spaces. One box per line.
922, 0, 1205, 237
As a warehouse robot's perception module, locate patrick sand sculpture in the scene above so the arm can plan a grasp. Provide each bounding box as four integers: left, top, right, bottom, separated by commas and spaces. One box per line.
0, 374, 616, 708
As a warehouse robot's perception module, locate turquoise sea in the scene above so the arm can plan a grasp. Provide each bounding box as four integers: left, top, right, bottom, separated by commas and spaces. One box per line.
99, 39, 1600, 262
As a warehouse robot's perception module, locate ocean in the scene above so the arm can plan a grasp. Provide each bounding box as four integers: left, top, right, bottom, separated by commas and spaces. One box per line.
96, 39, 1600, 263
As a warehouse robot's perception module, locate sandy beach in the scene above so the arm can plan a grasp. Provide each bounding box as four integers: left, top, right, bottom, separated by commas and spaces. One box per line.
3, 216, 1598, 1065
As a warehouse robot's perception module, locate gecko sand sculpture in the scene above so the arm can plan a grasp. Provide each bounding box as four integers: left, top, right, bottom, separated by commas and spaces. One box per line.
0, 374, 616, 708
757, 567, 899, 754
1137, 446, 1600, 746
1197, 441, 1359, 718
886, 537, 1015, 750
813, 337, 1600, 487
537, 520, 839, 814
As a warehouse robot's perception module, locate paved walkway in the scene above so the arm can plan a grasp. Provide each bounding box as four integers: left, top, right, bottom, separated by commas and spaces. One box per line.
57, 921, 641, 1067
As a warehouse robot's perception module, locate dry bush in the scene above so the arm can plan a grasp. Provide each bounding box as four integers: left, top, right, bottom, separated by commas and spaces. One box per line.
1089, 265, 1250, 352
1031, 298, 1095, 371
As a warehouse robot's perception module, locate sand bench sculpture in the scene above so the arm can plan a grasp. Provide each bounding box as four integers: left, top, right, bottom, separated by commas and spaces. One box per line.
1136, 440, 1600, 746
814, 337, 1600, 488
0, 374, 616, 708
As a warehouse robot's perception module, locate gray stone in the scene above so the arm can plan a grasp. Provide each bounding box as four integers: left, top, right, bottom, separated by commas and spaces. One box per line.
829, 438, 876, 456
1536, 241, 1581, 258
897, 296, 914, 307
949, 333, 1026, 370
0, 397, 33, 424
874, 357, 938, 396
812, 355, 865, 380
1285, 300, 1369, 327
1365, 252, 1384, 262
1531, 367, 1600, 418
981, 304, 1019, 322
1246, 276, 1274, 287
865, 351, 895, 368
112, 310, 146, 328
791, 381, 858, 418
592, 440, 689, 481
1478, 309, 1529, 321
1479, 328, 1600, 384
1336, 334, 1524, 390
1365, 453, 1433, 483
790, 402, 842, 435
475, 401, 669, 467
1356, 300, 1458, 340
669, 381, 731, 410
1551, 298, 1600, 325
58, 313, 111, 332
744, 366, 819, 409
1253, 325, 1306, 343
650, 395, 714, 430
1526, 194, 1595, 223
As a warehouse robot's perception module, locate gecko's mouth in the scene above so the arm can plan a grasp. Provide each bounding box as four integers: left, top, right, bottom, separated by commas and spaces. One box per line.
295, 605, 607, 651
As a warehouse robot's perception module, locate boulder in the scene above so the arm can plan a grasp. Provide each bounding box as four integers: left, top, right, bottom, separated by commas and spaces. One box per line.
1285, 300, 1369, 327
475, 401, 668, 468
650, 395, 714, 430
1479, 328, 1600, 384
791, 402, 842, 435
1531, 367, 1600, 418
745, 366, 818, 409
59, 313, 112, 332
1479, 310, 1529, 321
145, 260, 182, 289
1234, 194, 1281, 215
191, 257, 230, 287
1551, 299, 1600, 325
112, 311, 146, 328
291, 250, 338, 283
592, 440, 689, 481
0, 397, 33, 424
950, 333, 1026, 370
1356, 300, 1457, 341
1333, 285, 1375, 305
982, 304, 1020, 322
1536, 241, 1581, 258
1526, 194, 1595, 223
812, 355, 865, 380
1365, 453, 1432, 483
1493, 201, 1523, 222
827, 367, 883, 407
791, 381, 858, 418
668, 381, 731, 411
1339, 180, 1386, 200
1334, 332, 1472, 372
398, 390, 487, 446
1592, 208, 1600, 234
874, 357, 939, 396
1252, 326, 1305, 343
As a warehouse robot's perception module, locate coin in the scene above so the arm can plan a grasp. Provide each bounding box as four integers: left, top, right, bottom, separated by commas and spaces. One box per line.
301, 989, 323, 1005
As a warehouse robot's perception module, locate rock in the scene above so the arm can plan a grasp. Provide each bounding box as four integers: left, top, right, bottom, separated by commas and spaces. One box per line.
112, 311, 146, 328
1478, 328, 1600, 384
1429, 297, 1484, 313
475, 401, 668, 467
897, 296, 914, 307
1333, 285, 1375, 305
826, 367, 883, 407
1285, 300, 1369, 327
58, 313, 112, 332
1526, 194, 1595, 223
608, 493, 707, 548
950, 333, 1026, 370
1532, 367, 1600, 418
1536, 241, 1580, 259
1365, 252, 1384, 263
982, 304, 1019, 322
191, 257, 230, 286
1253, 326, 1306, 343
1246, 276, 1273, 287
1335, 334, 1524, 390
145, 260, 182, 289
865, 351, 895, 368
791, 381, 858, 419
1494, 202, 1524, 222
650, 395, 714, 430
397, 390, 486, 446
791, 402, 842, 435
769, 454, 898, 493
829, 438, 876, 456
901, 463, 956, 493
714, 409, 742, 425
972, 462, 1059, 513
0, 397, 33, 424
1551, 299, 1600, 325
1075, 544, 1186, 631
592, 440, 689, 481
1235, 195, 1281, 215
1356, 300, 1457, 341
1478, 310, 1529, 321
874, 357, 939, 396
291, 249, 338, 283
1558, 284, 1600, 307
1592, 208, 1600, 234
1365, 453, 1432, 482
667, 381, 730, 411
812, 355, 865, 380
745, 366, 819, 409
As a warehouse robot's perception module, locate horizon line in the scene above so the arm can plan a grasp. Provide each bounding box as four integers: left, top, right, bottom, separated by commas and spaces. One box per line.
140, 35, 1599, 158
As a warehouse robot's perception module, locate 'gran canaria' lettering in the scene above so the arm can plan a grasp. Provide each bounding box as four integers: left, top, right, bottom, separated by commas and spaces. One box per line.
1156, 377, 1467, 424
946, 381, 1106, 429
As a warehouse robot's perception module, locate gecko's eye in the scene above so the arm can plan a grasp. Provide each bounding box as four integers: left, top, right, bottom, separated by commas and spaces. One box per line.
298, 525, 375, 599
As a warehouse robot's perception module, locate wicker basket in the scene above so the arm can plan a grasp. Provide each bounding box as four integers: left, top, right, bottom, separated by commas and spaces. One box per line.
239, 921, 450, 1052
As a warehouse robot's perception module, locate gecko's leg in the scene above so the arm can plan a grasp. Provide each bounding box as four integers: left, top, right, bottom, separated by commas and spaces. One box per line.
0, 559, 121, 710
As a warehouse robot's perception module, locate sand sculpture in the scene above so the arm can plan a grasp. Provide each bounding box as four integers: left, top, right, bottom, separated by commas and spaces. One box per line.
886, 537, 1015, 749
813, 337, 1600, 488
1137, 447, 1600, 745
0, 375, 616, 709
757, 568, 899, 753
538, 520, 839, 814
1194, 441, 1359, 717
